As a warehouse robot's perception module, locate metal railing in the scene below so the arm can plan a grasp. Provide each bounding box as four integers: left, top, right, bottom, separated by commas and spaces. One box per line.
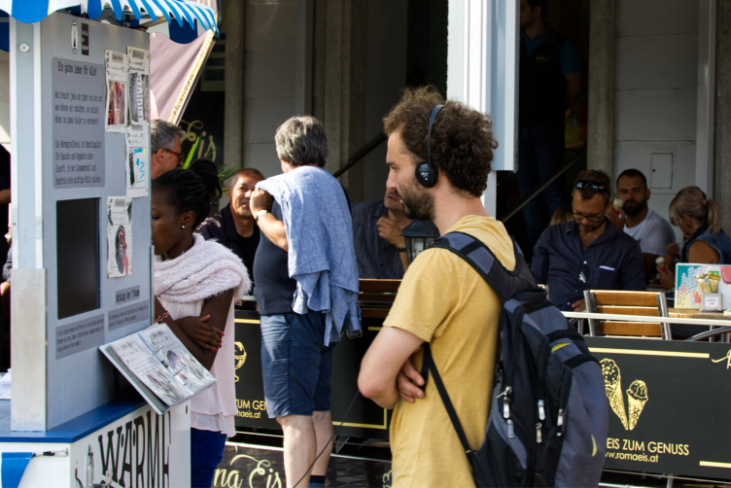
562, 311, 731, 342
332, 133, 388, 179
500, 144, 587, 223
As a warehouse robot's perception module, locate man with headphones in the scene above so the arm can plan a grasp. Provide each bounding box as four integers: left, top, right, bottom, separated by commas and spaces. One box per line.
358, 86, 511, 487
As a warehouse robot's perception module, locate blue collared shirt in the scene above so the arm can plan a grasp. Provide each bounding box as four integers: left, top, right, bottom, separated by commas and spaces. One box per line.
531, 220, 645, 311
351, 200, 438, 280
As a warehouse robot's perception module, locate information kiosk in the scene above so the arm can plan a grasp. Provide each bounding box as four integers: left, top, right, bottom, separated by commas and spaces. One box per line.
0, 4, 217, 487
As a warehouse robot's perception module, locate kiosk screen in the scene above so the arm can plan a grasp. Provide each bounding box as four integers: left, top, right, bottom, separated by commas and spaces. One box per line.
57, 198, 100, 319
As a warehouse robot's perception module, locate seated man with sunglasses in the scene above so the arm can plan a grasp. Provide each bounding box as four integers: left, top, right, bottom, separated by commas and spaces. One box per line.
531, 170, 645, 312
151, 119, 186, 180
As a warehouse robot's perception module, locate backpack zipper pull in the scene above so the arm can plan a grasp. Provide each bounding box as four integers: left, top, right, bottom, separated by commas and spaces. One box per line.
557, 408, 565, 437
537, 399, 545, 421
498, 386, 512, 419
536, 423, 543, 444
507, 419, 514, 438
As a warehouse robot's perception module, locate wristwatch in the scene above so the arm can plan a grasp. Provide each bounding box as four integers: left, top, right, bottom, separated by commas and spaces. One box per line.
397, 246, 407, 253
255, 209, 269, 222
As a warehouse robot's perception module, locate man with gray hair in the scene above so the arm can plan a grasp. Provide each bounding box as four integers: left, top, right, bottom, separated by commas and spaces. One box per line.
150, 119, 186, 179
250, 116, 360, 488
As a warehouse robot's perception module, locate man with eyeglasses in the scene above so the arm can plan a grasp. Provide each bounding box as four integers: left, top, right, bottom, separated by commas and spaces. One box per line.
151, 119, 185, 180
531, 170, 645, 312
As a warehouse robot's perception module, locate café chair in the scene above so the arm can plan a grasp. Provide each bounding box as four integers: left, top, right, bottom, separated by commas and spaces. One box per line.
358, 279, 401, 319
583, 290, 671, 340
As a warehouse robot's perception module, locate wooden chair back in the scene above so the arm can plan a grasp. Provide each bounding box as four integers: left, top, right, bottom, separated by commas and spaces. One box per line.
584, 290, 670, 339
358, 279, 401, 319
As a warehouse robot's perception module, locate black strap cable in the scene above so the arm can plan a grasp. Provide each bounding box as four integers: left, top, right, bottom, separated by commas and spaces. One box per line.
292, 389, 362, 488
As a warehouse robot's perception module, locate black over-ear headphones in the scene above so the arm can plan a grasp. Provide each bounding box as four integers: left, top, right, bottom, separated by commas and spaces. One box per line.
414, 104, 444, 188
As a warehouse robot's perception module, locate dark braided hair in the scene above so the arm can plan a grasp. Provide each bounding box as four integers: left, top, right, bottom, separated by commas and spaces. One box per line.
152, 158, 221, 228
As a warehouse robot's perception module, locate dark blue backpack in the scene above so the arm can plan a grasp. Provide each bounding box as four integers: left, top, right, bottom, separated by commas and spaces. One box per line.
421, 232, 608, 487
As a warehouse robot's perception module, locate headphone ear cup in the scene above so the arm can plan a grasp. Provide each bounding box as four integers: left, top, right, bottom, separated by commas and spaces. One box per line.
415, 161, 438, 188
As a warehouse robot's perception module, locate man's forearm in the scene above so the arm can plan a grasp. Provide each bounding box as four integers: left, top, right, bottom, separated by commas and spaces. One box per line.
257, 213, 288, 251
368, 385, 400, 410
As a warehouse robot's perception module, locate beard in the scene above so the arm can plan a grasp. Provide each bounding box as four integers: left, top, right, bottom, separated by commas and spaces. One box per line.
622, 198, 647, 217
398, 181, 434, 221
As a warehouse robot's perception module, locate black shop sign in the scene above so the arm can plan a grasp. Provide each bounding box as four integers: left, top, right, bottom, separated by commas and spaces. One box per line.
232, 310, 391, 439
585, 337, 731, 480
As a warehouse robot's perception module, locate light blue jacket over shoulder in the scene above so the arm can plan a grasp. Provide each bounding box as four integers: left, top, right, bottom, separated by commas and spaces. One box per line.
257, 166, 361, 344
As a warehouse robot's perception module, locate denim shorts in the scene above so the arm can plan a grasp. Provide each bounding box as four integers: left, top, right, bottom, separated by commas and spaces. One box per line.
260, 311, 335, 418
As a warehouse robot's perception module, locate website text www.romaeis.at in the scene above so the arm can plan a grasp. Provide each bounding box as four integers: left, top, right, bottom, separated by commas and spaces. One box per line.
605, 438, 690, 463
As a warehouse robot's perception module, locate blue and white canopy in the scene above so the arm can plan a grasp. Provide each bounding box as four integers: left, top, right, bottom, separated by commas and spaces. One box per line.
0, 0, 217, 45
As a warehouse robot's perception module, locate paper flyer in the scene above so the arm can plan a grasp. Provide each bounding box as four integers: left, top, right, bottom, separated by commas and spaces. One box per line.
110, 335, 188, 406
107, 196, 132, 278
105, 50, 128, 132
126, 47, 150, 125
140, 324, 216, 393
101, 324, 217, 412
125, 131, 148, 197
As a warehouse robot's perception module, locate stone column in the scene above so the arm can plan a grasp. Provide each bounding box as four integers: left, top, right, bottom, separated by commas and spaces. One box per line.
224, 0, 245, 170
714, 0, 731, 232
321, 0, 368, 202
587, 0, 616, 175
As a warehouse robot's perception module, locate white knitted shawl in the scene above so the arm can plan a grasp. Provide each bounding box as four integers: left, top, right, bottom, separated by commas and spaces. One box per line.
154, 234, 251, 303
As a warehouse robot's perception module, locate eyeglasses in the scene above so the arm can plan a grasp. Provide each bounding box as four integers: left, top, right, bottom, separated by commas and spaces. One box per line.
572, 210, 605, 223
165, 148, 184, 163
575, 180, 606, 191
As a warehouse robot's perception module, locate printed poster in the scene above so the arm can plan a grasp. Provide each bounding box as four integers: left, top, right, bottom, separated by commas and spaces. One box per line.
107, 196, 132, 278
675, 263, 731, 309
105, 50, 128, 132
127, 47, 150, 125
125, 130, 148, 198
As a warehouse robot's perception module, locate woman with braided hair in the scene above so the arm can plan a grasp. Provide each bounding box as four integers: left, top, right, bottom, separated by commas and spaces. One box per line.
151, 159, 250, 487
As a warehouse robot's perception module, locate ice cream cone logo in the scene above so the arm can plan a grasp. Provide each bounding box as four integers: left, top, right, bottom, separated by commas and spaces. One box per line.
626, 380, 648, 431
601, 359, 629, 430
234, 341, 247, 382
600, 359, 649, 431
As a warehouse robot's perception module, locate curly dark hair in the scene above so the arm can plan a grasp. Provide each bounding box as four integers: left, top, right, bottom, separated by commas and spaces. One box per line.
152, 158, 222, 228
383, 86, 498, 198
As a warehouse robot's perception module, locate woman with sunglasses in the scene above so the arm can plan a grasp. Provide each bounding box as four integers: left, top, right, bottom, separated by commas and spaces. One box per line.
658, 186, 731, 290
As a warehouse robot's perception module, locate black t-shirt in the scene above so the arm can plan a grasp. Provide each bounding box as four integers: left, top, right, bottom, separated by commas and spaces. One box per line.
253, 201, 297, 315
197, 204, 260, 289
254, 185, 351, 315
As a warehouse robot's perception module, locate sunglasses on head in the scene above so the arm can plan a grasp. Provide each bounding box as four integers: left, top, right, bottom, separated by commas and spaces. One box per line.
575, 180, 606, 191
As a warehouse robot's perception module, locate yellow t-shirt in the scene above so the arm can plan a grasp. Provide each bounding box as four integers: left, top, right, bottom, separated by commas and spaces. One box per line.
384, 215, 516, 488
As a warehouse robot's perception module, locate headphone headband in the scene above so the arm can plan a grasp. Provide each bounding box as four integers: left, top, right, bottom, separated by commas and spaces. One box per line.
426, 104, 444, 165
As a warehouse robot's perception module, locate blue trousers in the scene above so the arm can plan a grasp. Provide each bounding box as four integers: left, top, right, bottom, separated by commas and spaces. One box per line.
517, 126, 567, 251
191, 428, 227, 488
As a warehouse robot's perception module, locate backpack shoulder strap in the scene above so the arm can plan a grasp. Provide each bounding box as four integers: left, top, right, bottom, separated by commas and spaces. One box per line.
429, 231, 536, 303
421, 343, 474, 454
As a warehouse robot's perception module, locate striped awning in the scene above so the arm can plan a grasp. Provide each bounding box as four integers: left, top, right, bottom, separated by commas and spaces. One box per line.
0, 0, 217, 43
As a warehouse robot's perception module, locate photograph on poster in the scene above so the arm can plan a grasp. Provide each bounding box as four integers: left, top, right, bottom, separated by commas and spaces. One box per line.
107, 80, 127, 127
107, 196, 132, 277
127, 72, 149, 125
127, 46, 150, 125
105, 50, 128, 132
125, 130, 148, 197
